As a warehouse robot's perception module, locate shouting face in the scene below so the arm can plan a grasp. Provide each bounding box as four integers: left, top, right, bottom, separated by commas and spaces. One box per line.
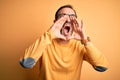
57, 8, 77, 37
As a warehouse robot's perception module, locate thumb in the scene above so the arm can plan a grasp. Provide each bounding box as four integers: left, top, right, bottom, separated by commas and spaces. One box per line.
69, 32, 81, 40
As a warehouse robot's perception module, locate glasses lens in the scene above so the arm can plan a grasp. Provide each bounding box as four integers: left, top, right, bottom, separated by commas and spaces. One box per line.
70, 14, 77, 17
58, 14, 77, 18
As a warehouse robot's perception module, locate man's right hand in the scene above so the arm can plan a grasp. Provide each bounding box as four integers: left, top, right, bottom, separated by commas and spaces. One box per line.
49, 15, 69, 40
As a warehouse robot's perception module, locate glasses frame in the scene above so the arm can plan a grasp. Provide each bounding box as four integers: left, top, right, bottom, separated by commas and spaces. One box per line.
57, 13, 77, 18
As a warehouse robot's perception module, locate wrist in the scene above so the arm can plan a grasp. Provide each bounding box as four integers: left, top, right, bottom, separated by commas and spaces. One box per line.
81, 36, 91, 46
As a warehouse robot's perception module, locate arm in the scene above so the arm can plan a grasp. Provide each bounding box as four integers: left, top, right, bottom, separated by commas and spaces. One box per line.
82, 42, 108, 72
20, 15, 69, 68
20, 31, 54, 68
70, 17, 108, 72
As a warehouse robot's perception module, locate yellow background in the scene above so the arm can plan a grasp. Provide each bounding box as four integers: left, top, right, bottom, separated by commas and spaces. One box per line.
0, 0, 120, 80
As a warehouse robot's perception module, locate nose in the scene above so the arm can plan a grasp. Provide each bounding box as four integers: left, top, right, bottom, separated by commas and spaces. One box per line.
66, 16, 71, 23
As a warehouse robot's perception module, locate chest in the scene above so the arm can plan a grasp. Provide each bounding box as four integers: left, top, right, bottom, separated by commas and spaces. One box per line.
45, 44, 83, 65
42, 41, 84, 72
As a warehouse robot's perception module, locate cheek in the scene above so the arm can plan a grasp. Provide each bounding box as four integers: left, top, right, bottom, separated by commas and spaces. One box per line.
61, 28, 64, 34
69, 28, 73, 35
70, 27, 73, 32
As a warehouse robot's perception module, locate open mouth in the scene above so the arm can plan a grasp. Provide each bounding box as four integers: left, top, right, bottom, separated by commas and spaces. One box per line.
62, 26, 71, 36
61, 22, 72, 36
64, 26, 70, 33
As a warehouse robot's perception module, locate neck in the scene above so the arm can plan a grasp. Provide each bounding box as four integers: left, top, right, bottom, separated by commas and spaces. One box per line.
56, 38, 70, 44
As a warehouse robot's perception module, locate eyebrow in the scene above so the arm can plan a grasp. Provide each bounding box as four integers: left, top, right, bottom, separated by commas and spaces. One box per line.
58, 13, 77, 17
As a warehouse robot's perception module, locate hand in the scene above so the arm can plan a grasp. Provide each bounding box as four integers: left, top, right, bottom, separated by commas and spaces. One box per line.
49, 15, 69, 40
70, 17, 87, 40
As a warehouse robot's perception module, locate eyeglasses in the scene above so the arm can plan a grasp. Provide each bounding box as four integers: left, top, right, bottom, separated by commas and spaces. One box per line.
57, 13, 77, 18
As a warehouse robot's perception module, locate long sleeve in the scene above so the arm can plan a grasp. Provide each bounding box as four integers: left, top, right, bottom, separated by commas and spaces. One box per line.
83, 42, 108, 72
20, 31, 55, 68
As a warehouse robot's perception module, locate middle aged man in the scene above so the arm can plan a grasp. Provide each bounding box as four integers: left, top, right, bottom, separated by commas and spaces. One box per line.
20, 5, 108, 80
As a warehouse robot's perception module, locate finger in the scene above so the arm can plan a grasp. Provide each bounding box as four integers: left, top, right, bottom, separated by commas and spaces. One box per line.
78, 19, 85, 34
73, 18, 80, 28
71, 17, 79, 32
74, 18, 85, 33
74, 32, 81, 40
80, 20, 84, 30
68, 32, 81, 40
54, 15, 69, 29
47, 25, 54, 31
59, 35, 66, 40
54, 31, 66, 40
70, 16, 76, 30
75, 19, 84, 30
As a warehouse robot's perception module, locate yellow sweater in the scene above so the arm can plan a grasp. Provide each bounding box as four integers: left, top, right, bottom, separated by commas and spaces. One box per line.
20, 31, 108, 80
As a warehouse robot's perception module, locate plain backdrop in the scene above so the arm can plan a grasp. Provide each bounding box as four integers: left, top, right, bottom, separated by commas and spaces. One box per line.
0, 0, 120, 80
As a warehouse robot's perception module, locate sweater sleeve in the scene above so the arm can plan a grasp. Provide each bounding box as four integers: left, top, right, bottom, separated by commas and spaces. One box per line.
83, 42, 108, 72
20, 31, 55, 68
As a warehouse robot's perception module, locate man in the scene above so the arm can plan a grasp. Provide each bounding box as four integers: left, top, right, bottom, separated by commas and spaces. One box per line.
20, 5, 108, 80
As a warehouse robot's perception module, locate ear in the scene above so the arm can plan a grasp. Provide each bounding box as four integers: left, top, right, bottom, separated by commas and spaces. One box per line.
54, 20, 56, 23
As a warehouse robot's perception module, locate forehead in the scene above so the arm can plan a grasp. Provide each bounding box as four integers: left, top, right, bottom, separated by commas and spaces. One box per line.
58, 8, 75, 14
